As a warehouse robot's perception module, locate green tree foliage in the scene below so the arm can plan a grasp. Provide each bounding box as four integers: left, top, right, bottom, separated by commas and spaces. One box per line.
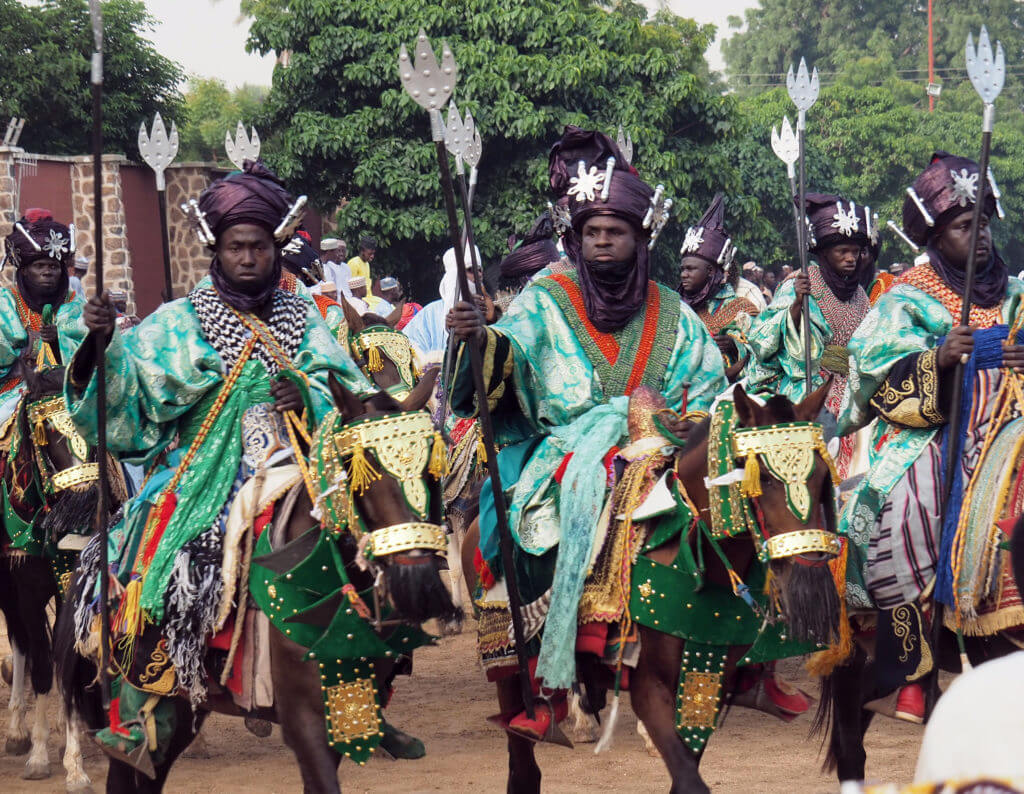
722, 0, 1024, 101
247, 0, 737, 299
0, 0, 184, 157
724, 57, 1024, 267
178, 78, 269, 164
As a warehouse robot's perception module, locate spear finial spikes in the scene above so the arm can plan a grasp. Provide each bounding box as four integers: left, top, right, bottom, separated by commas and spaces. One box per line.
225, 121, 260, 171
966, 26, 1005, 108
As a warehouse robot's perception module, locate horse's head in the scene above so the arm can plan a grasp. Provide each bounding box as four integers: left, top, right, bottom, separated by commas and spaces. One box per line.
343, 299, 417, 399
19, 372, 125, 545
313, 367, 458, 624
730, 381, 842, 646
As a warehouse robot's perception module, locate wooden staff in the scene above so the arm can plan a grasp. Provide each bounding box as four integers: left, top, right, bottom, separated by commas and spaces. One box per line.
87, 0, 111, 709
399, 32, 535, 719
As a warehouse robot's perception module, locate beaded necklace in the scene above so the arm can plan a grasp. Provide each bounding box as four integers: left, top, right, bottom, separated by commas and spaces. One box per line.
896, 262, 1004, 328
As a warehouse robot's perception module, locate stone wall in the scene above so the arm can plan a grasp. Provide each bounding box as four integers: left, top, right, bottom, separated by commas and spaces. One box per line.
0, 147, 226, 308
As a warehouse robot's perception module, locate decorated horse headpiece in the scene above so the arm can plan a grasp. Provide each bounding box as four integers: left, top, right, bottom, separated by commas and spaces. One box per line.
312, 408, 447, 560
348, 325, 418, 399
707, 402, 841, 562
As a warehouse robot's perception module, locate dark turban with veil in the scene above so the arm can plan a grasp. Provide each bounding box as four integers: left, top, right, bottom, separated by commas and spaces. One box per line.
548, 126, 657, 332
198, 160, 294, 311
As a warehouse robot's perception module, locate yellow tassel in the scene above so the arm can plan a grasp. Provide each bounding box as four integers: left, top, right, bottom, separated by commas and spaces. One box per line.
476, 434, 488, 467
347, 445, 381, 494
741, 454, 762, 498
366, 345, 384, 373
112, 578, 144, 638
33, 418, 48, 446
428, 432, 449, 479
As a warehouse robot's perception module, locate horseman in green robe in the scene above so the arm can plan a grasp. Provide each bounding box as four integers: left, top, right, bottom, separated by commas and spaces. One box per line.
0, 210, 88, 556
65, 160, 376, 768
448, 126, 727, 738
678, 193, 759, 383
746, 193, 877, 477
838, 151, 1024, 723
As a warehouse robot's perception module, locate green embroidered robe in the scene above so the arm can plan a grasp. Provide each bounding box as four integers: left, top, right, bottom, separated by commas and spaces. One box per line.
450, 270, 726, 555
837, 274, 1024, 609
64, 289, 372, 621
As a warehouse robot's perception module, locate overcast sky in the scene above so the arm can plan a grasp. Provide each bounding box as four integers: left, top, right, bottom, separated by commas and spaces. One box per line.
141, 0, 755, 89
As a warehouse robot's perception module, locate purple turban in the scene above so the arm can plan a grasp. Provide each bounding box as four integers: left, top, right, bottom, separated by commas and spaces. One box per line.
804, 193, 871, 254
903, 152, 1005, 307
198, 160, 294, 310
548, 126, 657, 332
499, 213, 559, 287
679, 193, 732, 310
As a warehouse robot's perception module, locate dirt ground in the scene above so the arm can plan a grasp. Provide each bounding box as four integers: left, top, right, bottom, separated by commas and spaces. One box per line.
0, 618, 925, 794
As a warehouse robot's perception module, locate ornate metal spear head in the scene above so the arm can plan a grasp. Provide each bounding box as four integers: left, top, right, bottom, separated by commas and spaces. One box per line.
138, 113, 179, 191
463, 110, 482, 170
398, 30, 457, 140
616, 125, 634, 166
225, 121, 260, 170
444, 101, 467, 166
966, 27, 1005, 106
770, 115, 799, 175
786, 57, 819, 126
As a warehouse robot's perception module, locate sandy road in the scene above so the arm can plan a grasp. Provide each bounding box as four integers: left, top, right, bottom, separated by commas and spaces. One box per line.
0, 620, 923, 793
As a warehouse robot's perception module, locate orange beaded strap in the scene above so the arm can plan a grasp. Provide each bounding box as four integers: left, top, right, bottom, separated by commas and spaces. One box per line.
896, 263, 1004, 328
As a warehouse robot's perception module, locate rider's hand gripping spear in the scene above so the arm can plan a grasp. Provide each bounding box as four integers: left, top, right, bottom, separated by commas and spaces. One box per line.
398, 31, 535, 720
87, 0, 112, 709
932, 27, 1006, 716
138, 113, 179, 303
785, 58, 820, 399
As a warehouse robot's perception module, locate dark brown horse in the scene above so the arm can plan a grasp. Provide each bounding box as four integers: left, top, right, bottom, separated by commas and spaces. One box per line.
1, 353, 125, 791
463, 382, 842, 793
55, 370, 458, 793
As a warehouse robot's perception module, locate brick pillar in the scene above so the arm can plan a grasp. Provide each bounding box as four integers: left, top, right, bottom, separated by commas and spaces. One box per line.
165, 164, 217, 295
70, 154, 136, 309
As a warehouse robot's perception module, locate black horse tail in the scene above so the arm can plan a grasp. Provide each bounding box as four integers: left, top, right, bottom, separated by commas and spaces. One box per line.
811, 668, 838, 771
53, 572, 104, 728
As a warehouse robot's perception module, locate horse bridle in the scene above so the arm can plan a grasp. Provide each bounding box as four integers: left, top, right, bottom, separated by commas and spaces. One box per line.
731, 420, 842, 566
25, 394, 99, 496
348, 326, 418, 402
312, 408, 447, 561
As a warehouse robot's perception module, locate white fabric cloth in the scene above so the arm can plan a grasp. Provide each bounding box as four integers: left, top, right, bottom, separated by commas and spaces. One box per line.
735, 277, 767, 312
344, 295, 369, 315
69, 275, 84, 297
324, 260, 353, 297
915, 652, 1024, 782
404, 244, 480, 360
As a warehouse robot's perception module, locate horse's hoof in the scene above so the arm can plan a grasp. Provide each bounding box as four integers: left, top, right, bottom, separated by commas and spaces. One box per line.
66, 780, 94, 794
22, 760, 51, 780
438, 617, 463, 636
6, 736, 32, 755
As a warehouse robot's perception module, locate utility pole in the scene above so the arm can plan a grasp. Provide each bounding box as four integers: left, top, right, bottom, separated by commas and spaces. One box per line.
928, 0, 937, 111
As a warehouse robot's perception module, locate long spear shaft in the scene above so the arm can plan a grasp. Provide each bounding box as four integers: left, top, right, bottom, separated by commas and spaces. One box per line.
88, 0, 111, 710
795, 124, 813, 398
157, 190, 173, 301
431, 134, 535, 719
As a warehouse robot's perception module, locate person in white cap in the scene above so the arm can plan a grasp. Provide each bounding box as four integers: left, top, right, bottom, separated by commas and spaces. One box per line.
68, 255, 88, 297
345, 275, 370, 314
320, 237, 352, 296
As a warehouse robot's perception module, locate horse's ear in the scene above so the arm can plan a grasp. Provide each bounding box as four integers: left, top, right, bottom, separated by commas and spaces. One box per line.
399, 367, 439, 413
732, 383, 759, 428
341, 297, 365, 334
794, 376, 832, 422
328, 372, 365, 423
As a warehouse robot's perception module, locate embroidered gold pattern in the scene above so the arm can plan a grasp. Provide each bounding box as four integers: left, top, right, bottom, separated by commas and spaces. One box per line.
679, 672, 722, 728
137, 640, 176, 695
325, 678, 379, 744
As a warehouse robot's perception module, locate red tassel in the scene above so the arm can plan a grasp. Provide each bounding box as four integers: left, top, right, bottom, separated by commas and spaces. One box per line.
141, 492, 178, 566
474, 547, 496, 590
108, 696, 130, 737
